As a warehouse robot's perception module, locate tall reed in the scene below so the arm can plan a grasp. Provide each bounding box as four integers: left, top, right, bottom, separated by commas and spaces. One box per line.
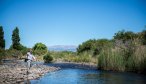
98, 47, 125, 71
127, 46, 146, 73
98, 45, 146, 73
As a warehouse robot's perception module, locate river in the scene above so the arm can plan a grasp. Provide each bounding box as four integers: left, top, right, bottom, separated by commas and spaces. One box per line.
30, 63, 146, 84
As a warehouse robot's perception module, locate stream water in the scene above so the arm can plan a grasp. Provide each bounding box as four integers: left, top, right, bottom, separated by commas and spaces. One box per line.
30, 68, 146, 84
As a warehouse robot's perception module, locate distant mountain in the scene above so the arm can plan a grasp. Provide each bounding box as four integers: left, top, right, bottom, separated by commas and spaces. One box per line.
48, 45, 77, 52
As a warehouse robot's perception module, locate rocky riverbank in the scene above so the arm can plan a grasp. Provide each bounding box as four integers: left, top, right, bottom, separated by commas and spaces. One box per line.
0, 60, 60, 84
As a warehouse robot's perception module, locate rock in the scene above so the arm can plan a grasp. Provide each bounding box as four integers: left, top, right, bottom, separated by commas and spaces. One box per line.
16, 79, 23, 83
0, 60, 60, 84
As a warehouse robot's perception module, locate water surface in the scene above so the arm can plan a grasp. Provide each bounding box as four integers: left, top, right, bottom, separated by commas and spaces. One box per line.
31, 68, 146, 84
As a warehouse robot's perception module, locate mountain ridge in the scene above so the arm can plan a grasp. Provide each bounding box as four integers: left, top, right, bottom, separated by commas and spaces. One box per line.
48, 45, 77, 52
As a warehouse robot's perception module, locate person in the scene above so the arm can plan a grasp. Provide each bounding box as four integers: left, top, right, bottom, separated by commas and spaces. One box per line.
26, 50, 36, 69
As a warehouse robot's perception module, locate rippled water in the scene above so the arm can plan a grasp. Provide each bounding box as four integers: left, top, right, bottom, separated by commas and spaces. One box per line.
31, 68, 146, 84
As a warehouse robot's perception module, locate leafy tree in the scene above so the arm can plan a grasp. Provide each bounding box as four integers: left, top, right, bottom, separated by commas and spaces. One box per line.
11, 27, 21, 50
33, 43, 48, 55
33, 43, 47, 50
77, 39, 111, 55
113, 30, 138, 42
10, 44, 27, 50
0, 26, 5, 49
77, 39, 96, 53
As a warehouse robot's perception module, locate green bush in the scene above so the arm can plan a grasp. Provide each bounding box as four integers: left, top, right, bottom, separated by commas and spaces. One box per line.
33, 43, 47, 50
4, 49, 23, 59
43, 53, 53, 63
33, 50, 47, 56
77, 39, 112, 56
49, 51, 96, 63
74, 52, 91, 63
33, 43, 48, 56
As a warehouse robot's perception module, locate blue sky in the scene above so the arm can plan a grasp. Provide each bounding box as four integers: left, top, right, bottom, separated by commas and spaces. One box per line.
0, 0, 146, 48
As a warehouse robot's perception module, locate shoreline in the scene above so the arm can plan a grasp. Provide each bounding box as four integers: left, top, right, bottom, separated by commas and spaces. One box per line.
46, 62, 97, 70
1, 60, 144, 84
0, 60, 60, 84
0, 60, 97, 84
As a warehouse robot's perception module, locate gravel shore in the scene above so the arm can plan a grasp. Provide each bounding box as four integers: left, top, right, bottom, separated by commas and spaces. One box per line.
0, 60, 60, 84
0, 60, 97, 84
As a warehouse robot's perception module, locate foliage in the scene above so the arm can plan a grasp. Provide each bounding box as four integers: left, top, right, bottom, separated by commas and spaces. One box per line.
4, 49, 23, 59
33, 43, 47, 50
127, 46, 146, 73
50, 51, 76, 62
43, 53, 53, 63
93, 39, 113, 56
113, 30, 138, 42
20, 47, 30, 55
51, 51, 97, 63
0, 26, 5, 49
72, 52, 91, 63
77, 39, 96, 53
77, 39, 112, 56
140, 30, 146, 45
9, 44, 27, 51
33, 50, 48, 56
11, 27, 25, 50
98, 47, 125, 71
75, 29, 146, 73
33, 43, 48, 55
1, 25, 146, 74
98, 35, 146, 73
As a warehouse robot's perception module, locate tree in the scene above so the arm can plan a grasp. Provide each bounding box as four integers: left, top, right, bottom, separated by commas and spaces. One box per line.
12, 27, 21, 50
113, 30, 137, 42
77, 39, 96, 53
33, 43, 47, 50
77, 39, 111, 55
33, 43, 48, 55
0, 26, 5, 49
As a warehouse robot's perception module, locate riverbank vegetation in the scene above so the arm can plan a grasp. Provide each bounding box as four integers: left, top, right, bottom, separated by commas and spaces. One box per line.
77, 29, 146, 74
98, 30, 146, 74
0, 26, 146, 74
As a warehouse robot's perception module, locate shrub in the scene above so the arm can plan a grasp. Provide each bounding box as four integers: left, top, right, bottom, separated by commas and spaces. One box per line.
33, 50, 47, 56
43, 53, 53, 63
20, 48, 30, 56
4, 49, 23, 59
77, 39, 112, 56
33, 43, 47, 50
33, 43, 48, 56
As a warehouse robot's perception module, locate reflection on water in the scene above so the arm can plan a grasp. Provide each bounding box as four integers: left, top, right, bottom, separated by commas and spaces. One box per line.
31, 69, 146, 84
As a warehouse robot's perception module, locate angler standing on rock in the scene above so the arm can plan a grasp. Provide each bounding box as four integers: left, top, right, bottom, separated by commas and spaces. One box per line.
26, 50, 36, 70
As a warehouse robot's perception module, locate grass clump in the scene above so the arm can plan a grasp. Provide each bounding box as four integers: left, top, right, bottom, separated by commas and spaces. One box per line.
98, 47, 125, 71
43, 53, 53, 63
98, 41, 146, 74
127, 46, 146, 73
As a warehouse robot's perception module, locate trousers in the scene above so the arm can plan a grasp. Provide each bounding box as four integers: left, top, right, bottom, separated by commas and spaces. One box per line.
27, 60, 32, 69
